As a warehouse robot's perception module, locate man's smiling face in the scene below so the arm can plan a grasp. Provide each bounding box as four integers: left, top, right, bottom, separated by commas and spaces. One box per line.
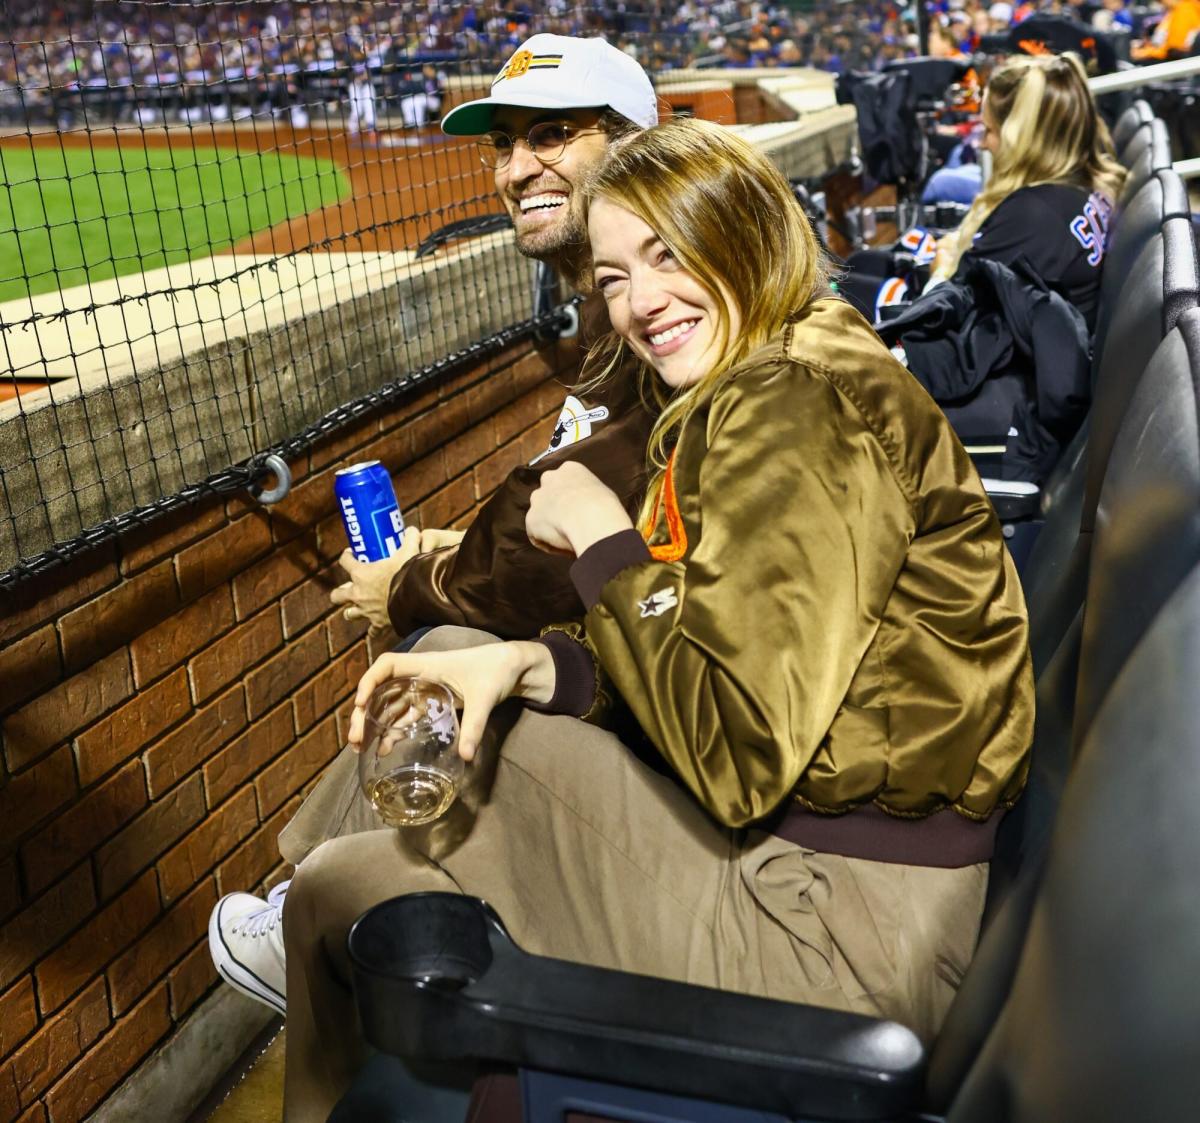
491, 107, 610, 261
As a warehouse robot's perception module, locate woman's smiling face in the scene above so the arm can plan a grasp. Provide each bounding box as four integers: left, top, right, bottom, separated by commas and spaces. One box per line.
589, 197, 740, 390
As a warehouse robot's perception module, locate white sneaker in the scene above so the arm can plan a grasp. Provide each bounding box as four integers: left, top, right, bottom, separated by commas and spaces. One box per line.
208, 880, 289, 1016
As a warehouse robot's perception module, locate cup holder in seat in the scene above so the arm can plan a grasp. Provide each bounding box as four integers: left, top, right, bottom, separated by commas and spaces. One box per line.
349, 892, 493, 992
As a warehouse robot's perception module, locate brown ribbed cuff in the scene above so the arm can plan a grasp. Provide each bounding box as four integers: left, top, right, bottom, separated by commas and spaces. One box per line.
526, 632, 597, 717
570, 529, 652, 610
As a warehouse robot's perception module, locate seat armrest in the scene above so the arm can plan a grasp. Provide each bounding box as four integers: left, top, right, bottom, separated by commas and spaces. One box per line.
981, 478, 1041, 521
348, 894, 926, 1121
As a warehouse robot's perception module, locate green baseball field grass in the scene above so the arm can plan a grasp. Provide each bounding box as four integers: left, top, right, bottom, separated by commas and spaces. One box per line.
0, 141, 352, 304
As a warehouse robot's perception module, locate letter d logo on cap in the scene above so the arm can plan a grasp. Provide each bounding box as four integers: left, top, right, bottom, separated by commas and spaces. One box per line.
498, 50, 533, 81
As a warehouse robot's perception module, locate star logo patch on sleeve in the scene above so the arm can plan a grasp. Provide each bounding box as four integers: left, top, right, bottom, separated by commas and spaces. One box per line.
638, 588, 679, 618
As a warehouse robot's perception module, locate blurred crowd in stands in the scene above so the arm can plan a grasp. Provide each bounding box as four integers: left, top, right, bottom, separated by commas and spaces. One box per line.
0, 1, 1195, 127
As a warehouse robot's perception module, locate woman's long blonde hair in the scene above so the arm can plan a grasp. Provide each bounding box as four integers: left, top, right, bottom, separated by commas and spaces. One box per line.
941, 53, 1126, 275
582, 116, 828, 521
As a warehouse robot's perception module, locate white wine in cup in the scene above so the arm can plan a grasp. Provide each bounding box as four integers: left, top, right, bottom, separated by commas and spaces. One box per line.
358, 678, 463, 827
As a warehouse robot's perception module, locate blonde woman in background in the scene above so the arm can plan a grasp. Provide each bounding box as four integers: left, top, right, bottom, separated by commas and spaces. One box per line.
931, 53, 1126, 331
280, 117, 1034, 1122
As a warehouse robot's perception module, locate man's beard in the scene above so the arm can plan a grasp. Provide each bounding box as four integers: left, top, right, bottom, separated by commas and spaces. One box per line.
513, 209, 588, 262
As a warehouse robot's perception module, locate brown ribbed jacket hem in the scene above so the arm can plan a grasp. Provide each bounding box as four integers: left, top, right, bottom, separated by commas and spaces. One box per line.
773, 802, 1002, 867
528, 530, 653, 715
528, 631, 598, 717
570, 529, 653, 610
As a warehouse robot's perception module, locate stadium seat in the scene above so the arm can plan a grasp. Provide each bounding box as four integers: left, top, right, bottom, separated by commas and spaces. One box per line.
922, 604, 1081, 1109
1110, 98, 1154, 156
1117, 109, 1164, 169
1082, 215, 1200, 532
1118, 118, 1172, 205
921, 311, 1200, 1116
1073, 309, 1200, 747
944, 559, 1200, 1123
1161, 212, 1200, 331
1035, 165, 1185, 517
1020, 214, 1195, 673
1091, 168, 1189, 369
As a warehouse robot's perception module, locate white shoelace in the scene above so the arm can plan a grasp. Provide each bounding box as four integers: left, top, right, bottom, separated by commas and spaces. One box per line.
236, 879, 290, 938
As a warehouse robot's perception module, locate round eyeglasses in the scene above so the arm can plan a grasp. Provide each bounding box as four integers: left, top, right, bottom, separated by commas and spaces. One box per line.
476, 121, 605, 170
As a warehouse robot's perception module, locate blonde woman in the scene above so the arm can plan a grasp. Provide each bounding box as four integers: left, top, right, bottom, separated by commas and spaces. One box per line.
931, 53, 1126, 330
281, 118, 1034, 1121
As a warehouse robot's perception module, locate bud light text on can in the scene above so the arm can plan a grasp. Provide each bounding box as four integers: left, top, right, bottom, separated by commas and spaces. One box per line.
335, 461, 405, 563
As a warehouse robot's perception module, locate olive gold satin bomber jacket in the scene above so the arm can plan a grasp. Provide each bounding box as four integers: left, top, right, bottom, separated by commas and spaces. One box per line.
551, 299, 1034, 862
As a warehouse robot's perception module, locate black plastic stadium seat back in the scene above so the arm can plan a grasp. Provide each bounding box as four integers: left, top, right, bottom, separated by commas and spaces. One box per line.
1162, 213, 1200, 331
1091, 171, 1170, 370
924, 609, 1084, 1112
1118, 118, 1172, 206
1118, 113, 1166, 171
1083, 220, 1200, 535
1026, 231, 1188, 705
1097, 170, 1188, 326
1111, 98, 1153, 157
1020, 445, 1089, 676
947, 562, 1200, 1123
1075, 311, 1200, 744
1080, 232, 1167, 531
1102, 171, 1164, 282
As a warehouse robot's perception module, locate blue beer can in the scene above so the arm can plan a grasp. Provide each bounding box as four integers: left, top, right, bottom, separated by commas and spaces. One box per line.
334, 461, 405, 562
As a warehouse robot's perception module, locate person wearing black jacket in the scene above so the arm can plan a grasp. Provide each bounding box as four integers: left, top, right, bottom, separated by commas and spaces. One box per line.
881, 52, 1126, 479
960, 181, 1114, 332
930, 52, 1126, 332
877, 255, 1091, 482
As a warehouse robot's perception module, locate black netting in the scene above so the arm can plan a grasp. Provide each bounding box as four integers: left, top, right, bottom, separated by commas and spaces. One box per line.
0, 1, 878, 587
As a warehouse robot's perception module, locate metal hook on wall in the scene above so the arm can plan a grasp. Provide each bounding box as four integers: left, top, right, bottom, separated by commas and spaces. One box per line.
248, 453, 293, 505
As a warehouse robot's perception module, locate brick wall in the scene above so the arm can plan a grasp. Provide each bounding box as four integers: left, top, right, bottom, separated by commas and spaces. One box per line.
0, 335, 579, 1123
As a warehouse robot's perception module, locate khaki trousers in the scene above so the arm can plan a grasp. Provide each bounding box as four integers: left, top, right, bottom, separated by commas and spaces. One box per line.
280, 627, 987, 1123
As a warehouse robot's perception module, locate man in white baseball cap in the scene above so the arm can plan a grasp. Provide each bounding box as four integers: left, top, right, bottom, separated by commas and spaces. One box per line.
441, 34, 659, 287
442, 33, 658, 135
210, 41, 662, 1117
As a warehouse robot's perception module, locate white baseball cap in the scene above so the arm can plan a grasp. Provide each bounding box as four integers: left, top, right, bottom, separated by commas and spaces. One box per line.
441, 34, 658, 136
988, 2, 1014, 22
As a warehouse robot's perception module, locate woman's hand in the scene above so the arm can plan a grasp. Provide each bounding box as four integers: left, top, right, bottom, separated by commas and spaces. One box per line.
526, 462, 634, 557
347, 640, 556, 761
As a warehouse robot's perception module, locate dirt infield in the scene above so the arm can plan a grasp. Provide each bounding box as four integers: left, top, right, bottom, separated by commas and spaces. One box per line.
16, 120, 499, 257
227, 123, 500, 256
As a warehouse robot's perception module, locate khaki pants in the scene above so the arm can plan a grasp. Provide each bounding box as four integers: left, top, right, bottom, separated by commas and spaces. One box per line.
281, 628, 986, 1123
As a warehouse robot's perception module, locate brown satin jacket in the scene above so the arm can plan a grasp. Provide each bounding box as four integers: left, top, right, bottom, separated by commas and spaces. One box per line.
387, 294, 655, 639
578, 299, 1034, 845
